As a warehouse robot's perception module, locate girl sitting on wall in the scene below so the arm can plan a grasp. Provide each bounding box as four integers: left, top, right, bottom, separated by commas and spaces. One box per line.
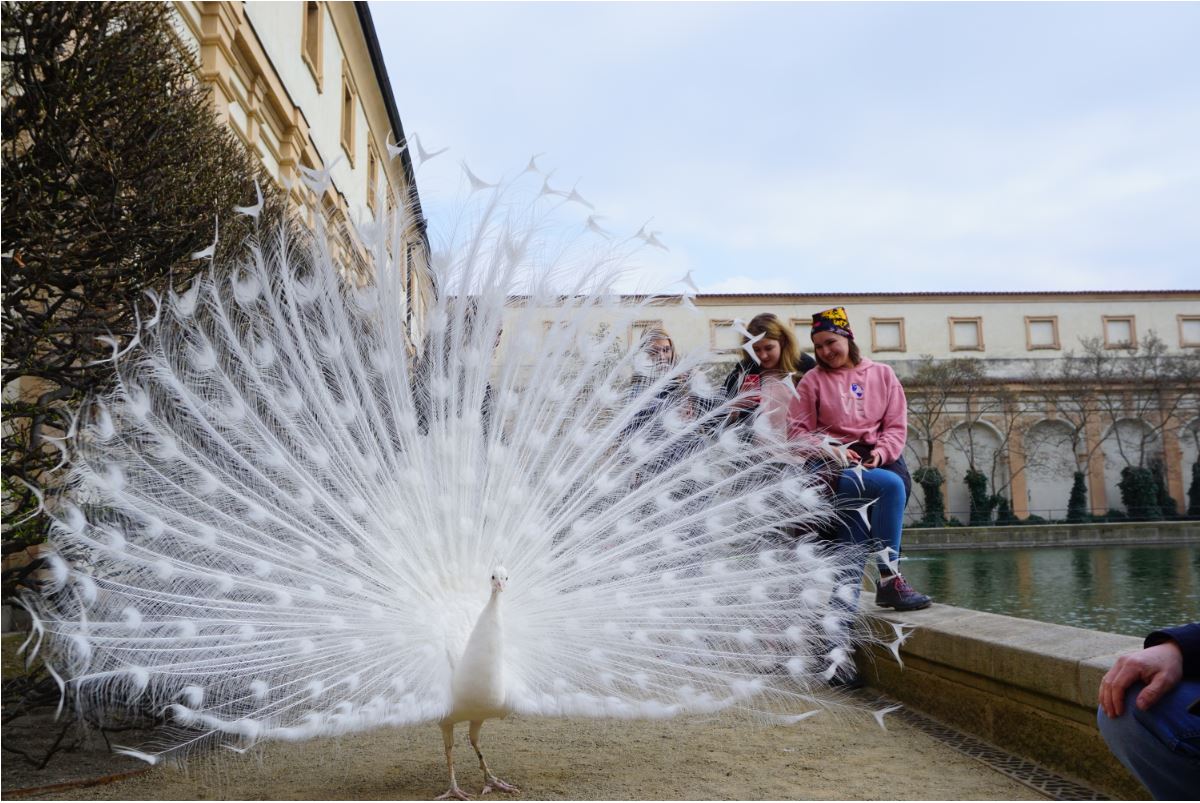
788, 306, 931, 613
722, 313, 815, 438
625, 328, 716, 478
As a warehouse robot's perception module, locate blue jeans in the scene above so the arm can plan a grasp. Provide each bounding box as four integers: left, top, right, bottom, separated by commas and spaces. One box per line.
1097, 681, 1200, 799
834, 466, 906, 574
822, 467, 908, 673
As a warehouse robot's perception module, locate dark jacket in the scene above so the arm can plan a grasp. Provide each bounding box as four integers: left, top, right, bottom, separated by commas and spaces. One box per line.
1147, 623, 1200, 678
721, 354, 816, 431
1147, 623, 1200, 715
623, 373, 719, 477
721, 354, 816, 401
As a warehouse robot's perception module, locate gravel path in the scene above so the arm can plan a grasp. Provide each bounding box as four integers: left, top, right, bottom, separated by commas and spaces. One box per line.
7, 709, 1045, 800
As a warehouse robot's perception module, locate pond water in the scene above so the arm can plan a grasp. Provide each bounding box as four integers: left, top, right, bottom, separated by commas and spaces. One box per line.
899, 544, 1200, 637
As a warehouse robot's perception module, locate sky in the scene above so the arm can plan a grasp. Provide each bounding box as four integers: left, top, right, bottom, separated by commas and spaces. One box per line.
370, 1, 1200, 294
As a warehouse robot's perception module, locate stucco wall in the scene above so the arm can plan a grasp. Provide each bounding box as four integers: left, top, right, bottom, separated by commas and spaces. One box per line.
243, 2, 375, 219
637, 293, 1200, 364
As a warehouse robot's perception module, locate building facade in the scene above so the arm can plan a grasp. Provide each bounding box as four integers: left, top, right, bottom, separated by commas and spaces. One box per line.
171, 0, 430, 340
583, 291, 1200, 521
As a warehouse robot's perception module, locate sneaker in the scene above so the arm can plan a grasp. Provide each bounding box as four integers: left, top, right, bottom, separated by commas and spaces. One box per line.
874, 574, 932, 611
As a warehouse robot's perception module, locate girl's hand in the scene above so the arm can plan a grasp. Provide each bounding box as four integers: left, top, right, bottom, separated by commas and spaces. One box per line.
732, 394, 761, 411
862, 452, 882, 469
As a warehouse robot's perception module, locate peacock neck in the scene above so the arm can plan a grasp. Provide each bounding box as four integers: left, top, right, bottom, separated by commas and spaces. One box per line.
462, 587, 503, 673
483, 587, 501, 619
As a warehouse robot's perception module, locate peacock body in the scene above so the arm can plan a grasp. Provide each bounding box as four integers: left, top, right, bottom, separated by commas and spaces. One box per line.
22, 161, 896, 794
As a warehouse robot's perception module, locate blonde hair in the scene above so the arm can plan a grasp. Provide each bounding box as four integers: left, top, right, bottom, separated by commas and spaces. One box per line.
638, 327, 677, 372
746, 313, 801, 375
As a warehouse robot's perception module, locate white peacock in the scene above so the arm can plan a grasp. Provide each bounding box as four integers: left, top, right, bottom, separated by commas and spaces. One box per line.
21, 153, 902, 798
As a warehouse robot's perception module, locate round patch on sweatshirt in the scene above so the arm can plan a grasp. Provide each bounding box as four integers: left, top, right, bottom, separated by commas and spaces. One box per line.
849, 382, 864, 399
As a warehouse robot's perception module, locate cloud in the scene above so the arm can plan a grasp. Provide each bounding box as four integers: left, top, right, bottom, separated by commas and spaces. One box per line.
373, 1, 1200, 293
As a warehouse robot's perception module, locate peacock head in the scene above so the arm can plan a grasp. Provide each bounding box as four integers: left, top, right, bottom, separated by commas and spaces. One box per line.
490, 566, 509, 593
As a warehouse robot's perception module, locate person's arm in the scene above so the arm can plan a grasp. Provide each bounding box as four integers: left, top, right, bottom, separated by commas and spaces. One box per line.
621, 376, 659, 437
1098, 625, 1198, 717
868, 369, 908, 466
1146, 623, 1200, 676
786, 373, 820, 441
722, 364, 744, 399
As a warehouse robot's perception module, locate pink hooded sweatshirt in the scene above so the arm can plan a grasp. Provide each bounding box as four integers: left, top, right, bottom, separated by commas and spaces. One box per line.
787, 357, 908, 465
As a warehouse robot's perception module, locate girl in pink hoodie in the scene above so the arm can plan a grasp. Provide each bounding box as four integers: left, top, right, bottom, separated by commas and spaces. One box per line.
788, 307, 931, 627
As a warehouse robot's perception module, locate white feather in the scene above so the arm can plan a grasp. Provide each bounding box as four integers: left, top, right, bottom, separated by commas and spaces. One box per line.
25, 165, 889, 777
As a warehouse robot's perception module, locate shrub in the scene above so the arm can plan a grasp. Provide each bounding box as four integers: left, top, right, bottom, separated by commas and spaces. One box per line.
1152, 460, 1178, 519
1118, 466, 1160, 521
2, 2, 280, 545
912, 465, 945, 526
1189, 461, 1200, 518
1066, 471, 1089, 523
965, 469, 993, 526
993, 496, 1018, 526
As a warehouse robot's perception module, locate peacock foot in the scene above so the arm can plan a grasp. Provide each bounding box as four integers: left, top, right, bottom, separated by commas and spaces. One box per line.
436, 785, 472, 800
481, 776, 520, 795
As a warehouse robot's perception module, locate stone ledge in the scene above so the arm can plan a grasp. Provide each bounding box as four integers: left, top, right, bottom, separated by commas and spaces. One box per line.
858, 604, 1145, 799
903, 519, 1199, 550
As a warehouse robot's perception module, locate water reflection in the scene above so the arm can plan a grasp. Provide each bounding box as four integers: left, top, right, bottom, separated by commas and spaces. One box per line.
901, 545, 1200, 636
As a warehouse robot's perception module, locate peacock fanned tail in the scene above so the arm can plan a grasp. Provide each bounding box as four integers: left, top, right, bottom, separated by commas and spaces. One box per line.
23, 168, 886, 764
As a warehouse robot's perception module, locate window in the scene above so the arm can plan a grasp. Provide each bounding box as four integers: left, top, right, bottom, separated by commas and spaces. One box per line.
301, 2, 323, 91
1025, 316, 1060, 350
709, 319, 742, 353
340, 62, 358, 166
1180, 316, 1200, 348
366, 143, 380, 213
949, 317, 983, 351
870, 318, 906, 352
630, 320, 665, 348
1103, 315, 1135, 349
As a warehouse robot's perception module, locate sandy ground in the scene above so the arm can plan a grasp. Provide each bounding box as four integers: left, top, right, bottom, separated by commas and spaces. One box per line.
4, 708, 1045, 801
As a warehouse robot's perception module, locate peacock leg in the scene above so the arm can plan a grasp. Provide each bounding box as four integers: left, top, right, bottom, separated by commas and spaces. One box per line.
435, 721, 471, 800
470, 719, 520, 795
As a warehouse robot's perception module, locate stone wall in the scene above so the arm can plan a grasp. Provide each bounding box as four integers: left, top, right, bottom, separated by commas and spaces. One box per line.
903, 519, 1200, 551
858, 604, 1145, 798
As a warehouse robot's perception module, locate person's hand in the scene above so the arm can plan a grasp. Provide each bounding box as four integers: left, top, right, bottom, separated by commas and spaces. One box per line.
1099, 640, 1184, 718
731, 394, 760, 411
862, 452, 882, 469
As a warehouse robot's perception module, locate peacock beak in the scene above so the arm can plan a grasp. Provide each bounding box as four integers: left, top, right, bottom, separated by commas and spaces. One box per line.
491, 566, 508, 592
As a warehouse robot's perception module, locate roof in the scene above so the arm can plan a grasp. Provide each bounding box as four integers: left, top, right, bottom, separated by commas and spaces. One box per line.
692, 289, 1200, 299
677, 289, 1200, 304
353, 1, 426, 242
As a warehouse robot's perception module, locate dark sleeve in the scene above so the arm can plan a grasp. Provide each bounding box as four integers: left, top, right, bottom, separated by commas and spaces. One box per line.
722, 364, 745, 399
1146, 623, 1200, 677
622, 376, 660, 438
